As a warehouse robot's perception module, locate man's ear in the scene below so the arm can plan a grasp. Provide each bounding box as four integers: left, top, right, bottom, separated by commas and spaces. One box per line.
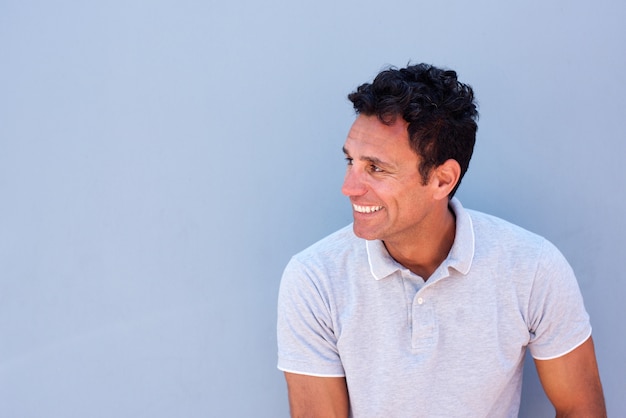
431, 159, 461, 200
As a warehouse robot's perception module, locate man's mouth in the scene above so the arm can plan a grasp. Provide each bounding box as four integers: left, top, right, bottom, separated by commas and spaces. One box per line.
353, 204, 384, 214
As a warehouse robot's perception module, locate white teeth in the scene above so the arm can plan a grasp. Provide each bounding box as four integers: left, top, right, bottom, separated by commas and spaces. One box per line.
353, 204, 383, 214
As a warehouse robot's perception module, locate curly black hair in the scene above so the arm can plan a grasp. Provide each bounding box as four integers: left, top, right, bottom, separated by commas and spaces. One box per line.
348, 63, 478, 197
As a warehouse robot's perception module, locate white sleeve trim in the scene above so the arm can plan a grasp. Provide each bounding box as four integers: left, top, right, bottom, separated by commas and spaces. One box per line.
531, 329, 592, 361
277, 366, 345, 378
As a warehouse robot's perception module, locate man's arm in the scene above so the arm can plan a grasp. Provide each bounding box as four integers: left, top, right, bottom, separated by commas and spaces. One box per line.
534, 336, 606, 417
284, 372, 349, 418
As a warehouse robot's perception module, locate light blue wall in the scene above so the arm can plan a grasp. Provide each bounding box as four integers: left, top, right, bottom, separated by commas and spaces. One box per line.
1, 0, 624, 416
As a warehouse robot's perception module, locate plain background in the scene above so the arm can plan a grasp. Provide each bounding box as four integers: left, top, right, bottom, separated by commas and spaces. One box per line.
1, 0, 624, 416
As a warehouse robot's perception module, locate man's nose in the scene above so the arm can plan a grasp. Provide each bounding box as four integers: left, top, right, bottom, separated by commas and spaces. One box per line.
341, 167, 367, 197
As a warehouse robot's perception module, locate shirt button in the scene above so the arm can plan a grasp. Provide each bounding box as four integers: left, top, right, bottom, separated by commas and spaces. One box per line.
417, 297, 424, 305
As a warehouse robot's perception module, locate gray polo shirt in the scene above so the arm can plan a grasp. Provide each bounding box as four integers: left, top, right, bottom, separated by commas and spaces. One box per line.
277, 198, 591, 417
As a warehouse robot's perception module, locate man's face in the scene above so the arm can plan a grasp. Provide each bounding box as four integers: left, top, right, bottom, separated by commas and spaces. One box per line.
341, 115, 437, 246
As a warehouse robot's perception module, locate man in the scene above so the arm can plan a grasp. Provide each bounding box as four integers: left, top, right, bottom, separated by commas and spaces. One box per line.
277, 63, 605, 417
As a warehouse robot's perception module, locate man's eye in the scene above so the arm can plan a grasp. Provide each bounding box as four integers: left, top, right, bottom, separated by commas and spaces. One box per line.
345, 157, 353, 165
370, 164, 383, 173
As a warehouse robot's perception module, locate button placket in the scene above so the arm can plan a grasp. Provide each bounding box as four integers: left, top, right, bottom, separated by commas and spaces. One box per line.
411, 291, 436, 350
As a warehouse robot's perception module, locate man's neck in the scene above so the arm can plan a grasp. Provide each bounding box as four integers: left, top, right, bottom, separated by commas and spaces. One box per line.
384, 205, 456, 280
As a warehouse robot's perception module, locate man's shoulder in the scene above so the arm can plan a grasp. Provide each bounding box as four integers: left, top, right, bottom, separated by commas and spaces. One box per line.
292, 224, 363, 264
465, 207, 563, 264
282, 224, 368, 287
467, 208, 544, 243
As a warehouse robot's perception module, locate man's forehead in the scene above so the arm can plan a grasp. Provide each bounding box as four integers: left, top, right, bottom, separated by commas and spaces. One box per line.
344, 116, 412, 155
348, 115, 409, 141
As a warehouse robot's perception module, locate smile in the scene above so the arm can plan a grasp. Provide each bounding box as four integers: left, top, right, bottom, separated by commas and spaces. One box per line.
353, 204, 384, 214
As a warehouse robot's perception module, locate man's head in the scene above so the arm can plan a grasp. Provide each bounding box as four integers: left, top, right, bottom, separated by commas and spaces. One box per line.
348, 63, 478, 197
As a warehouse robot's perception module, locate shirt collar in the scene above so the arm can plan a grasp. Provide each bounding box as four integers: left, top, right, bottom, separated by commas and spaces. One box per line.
365, 197, 475, 281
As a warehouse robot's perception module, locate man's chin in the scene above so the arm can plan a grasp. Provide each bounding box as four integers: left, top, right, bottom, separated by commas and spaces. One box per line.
352, 224, 381, 241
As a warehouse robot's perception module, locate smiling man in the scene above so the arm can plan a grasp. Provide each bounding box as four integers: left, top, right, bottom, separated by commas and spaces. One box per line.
277, 64, 605, 417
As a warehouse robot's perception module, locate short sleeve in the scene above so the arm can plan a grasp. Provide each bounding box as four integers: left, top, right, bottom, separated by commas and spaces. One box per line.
276, 257, 345, 376
527, 240, 592, 360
